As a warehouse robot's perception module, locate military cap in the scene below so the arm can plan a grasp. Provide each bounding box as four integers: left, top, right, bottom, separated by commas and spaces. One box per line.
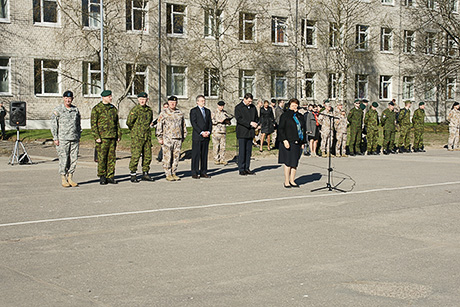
271, 99, 277, 104
362, 99, 369, 103
217, 100, 225, 106
372, 102, 378, 108
389, 101, 395, 106
63, 90, 73, 98
404, 100, 412, 105
354, 99, 360, 104
359, 103, 366, 110
101, 90, 112, 97
137, 92, 148, 98
419, 101, 425, 106
323, 99, 330, 104
168, 95, 178, 102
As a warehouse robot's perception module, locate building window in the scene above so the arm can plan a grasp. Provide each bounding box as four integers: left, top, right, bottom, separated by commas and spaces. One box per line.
446, 77, 456, 100
450, 0, 458, 12
272, 16, 287, 45
379, 75, 392, 100
355, 74, 368, 99
403, 76, 415, 100
0, 57, 10, 94
167, 65, 186, 97
204, 8, 222, 38
126, 64, 147, 96
424, 79, 436, 100
328, 73, 339, 99
330, 23, 340, 48
425, 32, 436, 54
0, 0, 9, 21
126, 0, 148, 32
427, 0, 436, 9
239, 12, 255, 42
34, 59, 60, 95
381, 28, 393, 51
301, 19, 316, 47
447, 34, 458, 57
33, 0, 59, 24
82, 62, 101, 96
403, 0, 415, 6
204, 68, 219, 97
166, 3, 186, 36
356, 25, 369, 50
381, 0, 394, 4
82, 0, 100, 28
271, 71, 287, 99
404, 30, 415, 54
239, 70, 255, 98
302, 72, 315, 99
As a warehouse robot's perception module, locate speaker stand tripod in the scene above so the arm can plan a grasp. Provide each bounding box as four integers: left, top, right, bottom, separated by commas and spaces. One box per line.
9, 127, 32, 165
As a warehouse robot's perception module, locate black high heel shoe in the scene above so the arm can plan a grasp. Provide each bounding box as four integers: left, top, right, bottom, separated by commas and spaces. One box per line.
284, 183, 291, 188
290, 182, 300, 188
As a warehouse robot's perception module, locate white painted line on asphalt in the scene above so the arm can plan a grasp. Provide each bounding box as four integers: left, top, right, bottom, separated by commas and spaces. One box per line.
1, 180, 459, 228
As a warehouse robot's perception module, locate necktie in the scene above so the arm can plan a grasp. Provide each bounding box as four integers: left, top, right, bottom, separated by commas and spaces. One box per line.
201, 107, 206, 120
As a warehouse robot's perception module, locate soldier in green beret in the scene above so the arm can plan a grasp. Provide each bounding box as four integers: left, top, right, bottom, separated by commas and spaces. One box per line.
127, 92, 155, 183
412, 102, 426, 152
347, 99, 364, 156
364, 102, 380, 155
398, 100, 413, 153
91, 90, 122, 185
381, 101, 397, 155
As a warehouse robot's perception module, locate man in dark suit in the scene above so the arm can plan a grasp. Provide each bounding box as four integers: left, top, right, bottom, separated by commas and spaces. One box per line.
190, 95, 212, 179
235, 93, 259, 175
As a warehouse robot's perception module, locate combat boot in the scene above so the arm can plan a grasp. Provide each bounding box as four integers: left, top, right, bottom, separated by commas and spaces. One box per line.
321, 152, 327, 158
172, 174, 181, 181
106, 177, 118, 184
100, 176, 108, 185
67, 174, 79, 187
142, 172, 155, 181
130, 174, 139, 183
398, 146, 405, 153
166, 175, 175, 181
61, 175, 71, 188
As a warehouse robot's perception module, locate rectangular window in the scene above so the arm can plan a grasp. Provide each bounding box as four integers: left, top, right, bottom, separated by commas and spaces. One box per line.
33, 0, 59, 24
425, 32, 436, 54
1, 0, 9, 20
403, 76, 415, 100
379, 75, 392, 100
381, 27, 393, 51
204, 8, 222, 38
329, 23, 340, 48
424, 79, 436, 100
355, 74, 368, 99
328, 73, 339, 99
301, 19, 316, 47
404, 0, 415, 6
0, 57, 10, 94
239, 70, 255, 98
126, 0, 148, 32
427, 0, 436, 9
166, 3, 186, 36
272, 16, 287, 44
34, 59, 60, 95
451, 0, 458, 12
404, 30, 415, 53
204, 68, 219, 97
381, 0, 394, 4
356, 25, 369, 50
166, 65, 186, 97
126, 64, 147, 96
447, 34, 458, 57
82, 62, 101, 96
302, 72, 315, 99
446, 77, 456, 100
271, 71, 287, 99
82, 0, 100, 28
239, 12, 255, 42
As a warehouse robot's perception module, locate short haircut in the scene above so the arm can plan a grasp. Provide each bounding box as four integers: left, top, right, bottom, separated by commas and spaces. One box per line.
288, 98, 299, 107
196, 95, 205, 101
244, 93, 253, 100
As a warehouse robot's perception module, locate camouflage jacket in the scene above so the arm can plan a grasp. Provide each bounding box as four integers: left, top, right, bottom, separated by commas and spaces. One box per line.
156, 108, 187, 141
364, 108, 379, 131
412, 108, 425, 127
50, 104, 81, 141
347, 107, 363, 128
212, 109, 232, 134
447, 109, 460, 127
319, 109, 334, 132
334, 110, 348, 133
398, 108, 412, 127
381, 108, 396, 131
126, 104, 153, 140
91, 102, 122, 140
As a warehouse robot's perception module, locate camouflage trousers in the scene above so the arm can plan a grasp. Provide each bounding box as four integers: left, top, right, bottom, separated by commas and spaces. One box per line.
413, 126, 424, 149
448, 126, 460, 149
56, 140, 79, 175
335, 132, 347, 156
162, 138, 182, 177
96, 138, 117, 178
367, 128, 379, 152
320, 130, 332, 154
383, 129, 395, 150
398, 125, 412, 148
348, 126, 362, 153
212, 133, 226, 162
129, 136, 152, 173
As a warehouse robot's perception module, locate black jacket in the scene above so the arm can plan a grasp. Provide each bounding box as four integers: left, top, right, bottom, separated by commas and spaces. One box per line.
235, 101, 259, 139
278, 110, 306, 143
190, 106, 212, 141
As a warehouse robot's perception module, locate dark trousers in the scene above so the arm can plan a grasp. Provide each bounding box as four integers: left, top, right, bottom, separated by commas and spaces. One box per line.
191, 139, 209, 176
238, 138, 252, 172
0, 118, 5, 138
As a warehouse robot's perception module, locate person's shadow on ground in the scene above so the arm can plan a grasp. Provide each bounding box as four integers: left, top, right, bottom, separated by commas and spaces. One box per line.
295, 172, 322, 185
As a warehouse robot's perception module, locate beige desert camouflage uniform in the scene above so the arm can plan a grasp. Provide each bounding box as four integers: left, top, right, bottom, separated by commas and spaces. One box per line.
211, 108, 231, 163
156, 108, 187, 176
447, 109, 460, 150
319, 109, 334, 154
334, 110, 348, 156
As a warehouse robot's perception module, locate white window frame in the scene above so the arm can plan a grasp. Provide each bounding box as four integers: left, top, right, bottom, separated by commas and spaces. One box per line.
451, 0, 458, 12
381, 0, 394, 5
166, 3, 186, 37
272, 16, 288, 45
427, 0, 436, 9
446, 77, 456, 100
302, 19, 316, 48
330, 23, 340, 48
379, 75, 392, 100
447, 34, 458, 57
126, 64, 148, 97
126, 0, 148, 32
0, 0, 9, 22
204, 68, 219, 98
82, 0, 100, 29
356, 74, 368, 99
404, 0, 416, 7
404, 30, 415, 54
403, 76, 415, 100
34, 59, 61, 96
82, 62, 101, 97
204, 8, 222, 39
425, 32, 436, 54
239, 12, 255, 42
0, 57, 11, 95
328, 73, 339, 99
166, 65, 187, 98
271, 71, 287, 99
301, 72, 315, 99
33, 0, 60, 26
239, 70, 255, 98
381, 27, 393, 52
356, 25, 369, 50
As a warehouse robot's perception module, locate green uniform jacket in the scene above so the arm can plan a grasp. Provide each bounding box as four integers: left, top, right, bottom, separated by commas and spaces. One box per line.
347, 108, 363, 127
91, 102, 122, 140
126, 105, 153, 140
412, 108, 425, 127
381, 108, 396, 131
364, 109, 379, 131
398, 108, 411, 126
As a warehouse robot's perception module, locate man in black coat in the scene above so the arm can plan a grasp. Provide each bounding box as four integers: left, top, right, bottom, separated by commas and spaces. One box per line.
235, 93, 259, 175
190, 95, 212, 179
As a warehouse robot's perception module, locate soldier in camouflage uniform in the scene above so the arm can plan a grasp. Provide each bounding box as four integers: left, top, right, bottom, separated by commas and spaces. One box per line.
319, 101, 334, 157
447, 102, 460, 151
211, 100, 232, 165
334, 102, 348, 157
127, 92, 154, 183
412, 102, 426, 152
347, 99, 364, 156
156, 96, 187, 181
381, 101, 397, 155
397, 101, 412, 153
364, 102, 380, 155
91, 90, 122, 185
50, 90, 81, 187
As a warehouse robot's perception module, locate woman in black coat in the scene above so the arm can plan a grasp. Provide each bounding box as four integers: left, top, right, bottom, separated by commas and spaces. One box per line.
278, 98, 307, 188
259, 100, 275, 151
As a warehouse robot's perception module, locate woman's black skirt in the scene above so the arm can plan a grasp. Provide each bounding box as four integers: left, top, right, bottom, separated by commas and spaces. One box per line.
278, 140, 302, 168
